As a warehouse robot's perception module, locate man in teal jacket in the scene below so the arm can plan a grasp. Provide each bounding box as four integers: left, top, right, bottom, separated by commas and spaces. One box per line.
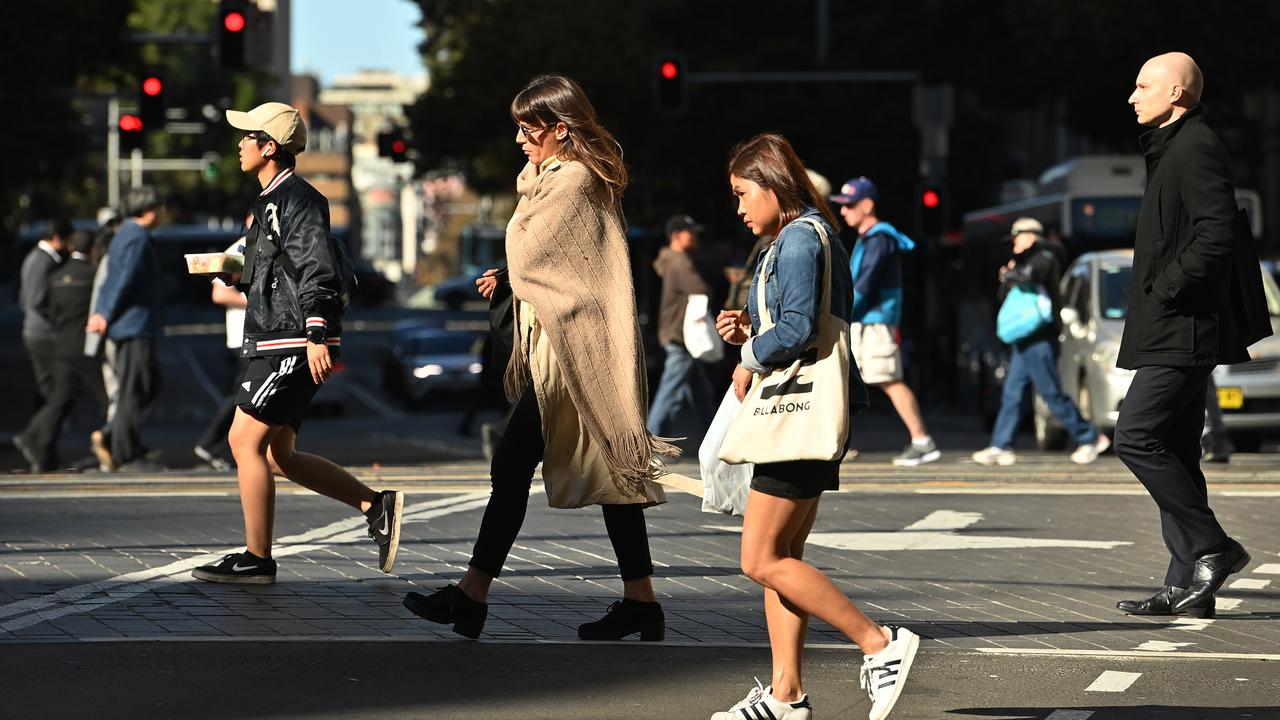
831, 177, 939, 465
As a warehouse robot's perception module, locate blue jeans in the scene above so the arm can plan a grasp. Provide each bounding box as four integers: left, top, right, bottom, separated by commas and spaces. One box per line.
991, 338, 1097, 450
647, 342, 713, 436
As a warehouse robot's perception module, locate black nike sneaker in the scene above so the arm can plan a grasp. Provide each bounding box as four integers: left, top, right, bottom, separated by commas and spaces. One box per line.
191, 551, 277, 584
365, 490, 404, 573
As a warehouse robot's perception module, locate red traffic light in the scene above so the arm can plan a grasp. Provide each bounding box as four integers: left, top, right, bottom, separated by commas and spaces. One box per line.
660, 61, 679, 80
142, 76, 163, 96
223, 10, 246, 32
391, 139, 406, 154
119, 114, 143, 132
921, 189, 941, 208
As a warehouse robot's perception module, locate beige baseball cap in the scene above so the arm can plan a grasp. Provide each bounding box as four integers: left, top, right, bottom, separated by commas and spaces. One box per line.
1010, 217, 1045, 237
226, 102, 307, 154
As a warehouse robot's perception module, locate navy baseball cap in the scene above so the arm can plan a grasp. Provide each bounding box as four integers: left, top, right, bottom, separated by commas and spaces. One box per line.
830, 177, 879, 205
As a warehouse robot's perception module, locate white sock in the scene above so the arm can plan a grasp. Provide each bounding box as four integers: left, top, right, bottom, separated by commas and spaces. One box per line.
912, 435, 933, 449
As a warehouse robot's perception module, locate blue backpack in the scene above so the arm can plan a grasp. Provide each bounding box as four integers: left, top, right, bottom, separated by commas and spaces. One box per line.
996, 285, 1053, 344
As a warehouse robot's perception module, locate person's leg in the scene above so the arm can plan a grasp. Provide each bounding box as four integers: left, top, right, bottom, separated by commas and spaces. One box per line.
1201, 372, 1232, 458
459, 388, 545, 602
989, 345, 1031, 450
23, 337, 58, 409
1023, 339, 1098, 445
106, 339, 143, 463
763, 499, 819, 702
266, 426, 378, 512
881, 381, 929, 440
740, 490, 888, 655
20, 355, 75, 467
1114, 366, 1229, 587
646, 342, 695, 436
227, 408, 284, 557
601, 504, 657, 602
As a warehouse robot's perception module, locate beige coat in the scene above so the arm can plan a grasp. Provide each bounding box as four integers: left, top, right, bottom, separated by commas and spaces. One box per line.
506, 159, 668, 509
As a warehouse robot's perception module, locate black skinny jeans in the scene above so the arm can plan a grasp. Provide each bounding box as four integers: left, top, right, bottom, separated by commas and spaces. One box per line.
469, 387, 655, 581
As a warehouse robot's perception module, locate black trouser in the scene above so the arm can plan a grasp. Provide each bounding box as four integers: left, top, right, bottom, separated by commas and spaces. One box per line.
23, 336, 58, 410
22, 354, 106, 466
1114, 365, 1231, 587
102, 337, 161, 465
469, 387, 655, 581
197, 353, 251, 455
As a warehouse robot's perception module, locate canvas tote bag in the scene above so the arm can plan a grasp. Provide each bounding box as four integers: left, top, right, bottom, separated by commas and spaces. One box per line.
718, 218, 850, 464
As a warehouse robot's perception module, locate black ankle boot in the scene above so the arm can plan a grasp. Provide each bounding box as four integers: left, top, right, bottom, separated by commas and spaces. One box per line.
403, 584, 488, 638
577, 599, 665, 641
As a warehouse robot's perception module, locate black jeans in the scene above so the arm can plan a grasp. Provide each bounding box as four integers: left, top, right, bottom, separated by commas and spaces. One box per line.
1114, 365, 1231, 587
102, 337, 161, 465
469, 388, 655, 581
23, 336, 58, 410
22, 354, 106, 466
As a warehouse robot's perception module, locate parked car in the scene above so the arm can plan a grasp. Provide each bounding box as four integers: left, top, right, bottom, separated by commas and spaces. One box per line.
381, 328, 485, 406
1035, 249, 1280, 450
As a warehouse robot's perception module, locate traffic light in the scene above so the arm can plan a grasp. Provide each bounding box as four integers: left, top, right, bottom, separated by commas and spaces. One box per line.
119, 113, 144, 151
377, 129, 408, 163
915, 181, 948, 239
218, 0, 248, 68
138, 73, 165, 126
653, 53, 686, 114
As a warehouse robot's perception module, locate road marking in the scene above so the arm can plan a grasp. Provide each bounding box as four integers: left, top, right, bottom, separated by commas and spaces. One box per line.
1253, 563, 1280, 575
1085, 671, 1142, 692
1228, 578, 1271, 590
1217, 597, 1243, 611
1171, 617, 1214, 632
706, 510, 1130, 552
976, 648, 1280, 661
1135, 640, 1194, 652
903, 510, 983, 531
1045, 711, 1094, 720
0, 493, 490, 631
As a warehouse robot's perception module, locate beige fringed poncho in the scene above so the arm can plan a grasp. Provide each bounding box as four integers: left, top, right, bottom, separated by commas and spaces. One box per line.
505, 158, 675, 508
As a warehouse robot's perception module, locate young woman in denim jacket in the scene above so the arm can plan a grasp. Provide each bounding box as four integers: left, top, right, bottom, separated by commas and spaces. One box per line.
711, 133, 919, 720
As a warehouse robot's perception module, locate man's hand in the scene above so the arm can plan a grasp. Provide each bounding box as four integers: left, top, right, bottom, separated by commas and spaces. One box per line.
716, 310, 751, 345
307, 342, 333, 385
476, 268, 501, 299
732, 364, 754, 401
86, 314, 108, 334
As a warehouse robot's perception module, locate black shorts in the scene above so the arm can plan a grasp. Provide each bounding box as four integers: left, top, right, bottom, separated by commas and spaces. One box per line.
235, 354, 317, 431
751, 460, 841, 500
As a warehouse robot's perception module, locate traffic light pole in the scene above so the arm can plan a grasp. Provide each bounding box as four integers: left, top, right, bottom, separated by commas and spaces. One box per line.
108, 97, 121, 210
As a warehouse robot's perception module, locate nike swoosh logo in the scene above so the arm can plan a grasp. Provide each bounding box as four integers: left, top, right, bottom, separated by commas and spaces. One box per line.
231, 563, 259, 572
378, 515, 389, 535
759, 376, 813, 400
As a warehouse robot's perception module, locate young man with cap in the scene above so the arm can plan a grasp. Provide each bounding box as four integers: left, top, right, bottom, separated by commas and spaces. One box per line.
831, 177, 940, 466
192, 102, 403, 584
647, 214, 714, 437
972, 217, 1109, 466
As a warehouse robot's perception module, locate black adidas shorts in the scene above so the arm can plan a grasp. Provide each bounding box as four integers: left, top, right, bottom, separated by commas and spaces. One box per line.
235, 353, 318, 431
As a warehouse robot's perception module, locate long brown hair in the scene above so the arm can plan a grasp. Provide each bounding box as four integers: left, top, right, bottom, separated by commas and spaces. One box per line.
511, 75, 627, 206
727, 132, 839, 231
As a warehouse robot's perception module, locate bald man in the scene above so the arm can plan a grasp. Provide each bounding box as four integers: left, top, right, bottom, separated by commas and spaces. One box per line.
1113, 53, 1258, 619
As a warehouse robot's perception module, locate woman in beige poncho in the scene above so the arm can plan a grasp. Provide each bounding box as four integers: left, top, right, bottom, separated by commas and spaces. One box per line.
403, 75, 674, 641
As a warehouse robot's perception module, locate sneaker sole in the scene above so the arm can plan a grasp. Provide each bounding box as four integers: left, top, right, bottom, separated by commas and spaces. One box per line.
191, 569, 275, 585
871, 630, 920, 720
893, 450, 941, 467
380, 491, 404, 574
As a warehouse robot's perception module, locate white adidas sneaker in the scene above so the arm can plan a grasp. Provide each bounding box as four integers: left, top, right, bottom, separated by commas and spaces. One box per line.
710, 679, 812, 720
860, 626, 919, 720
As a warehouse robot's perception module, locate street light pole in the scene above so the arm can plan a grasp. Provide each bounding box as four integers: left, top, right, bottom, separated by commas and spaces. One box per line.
108, 97, 120, 210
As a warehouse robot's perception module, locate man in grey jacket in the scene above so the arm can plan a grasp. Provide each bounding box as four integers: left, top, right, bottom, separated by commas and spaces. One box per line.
14, 219, 71, 470
647, 214, 714, 437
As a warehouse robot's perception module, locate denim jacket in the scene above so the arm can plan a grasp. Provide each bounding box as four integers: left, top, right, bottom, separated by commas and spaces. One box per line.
741, 209, 854, 373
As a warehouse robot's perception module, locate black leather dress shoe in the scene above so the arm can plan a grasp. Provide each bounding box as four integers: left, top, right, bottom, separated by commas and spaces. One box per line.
403, 584, 488, 639
1116, 585, 1214, 618
1173, 540, 1250, 613
577, 599, 665, 641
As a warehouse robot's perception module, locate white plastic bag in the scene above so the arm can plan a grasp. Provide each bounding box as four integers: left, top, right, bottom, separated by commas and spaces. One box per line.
700, 387, 754, 516
683, 294, 724, 363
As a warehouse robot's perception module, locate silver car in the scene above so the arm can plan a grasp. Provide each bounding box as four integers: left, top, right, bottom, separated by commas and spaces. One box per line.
1035, 249, 1280, 451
